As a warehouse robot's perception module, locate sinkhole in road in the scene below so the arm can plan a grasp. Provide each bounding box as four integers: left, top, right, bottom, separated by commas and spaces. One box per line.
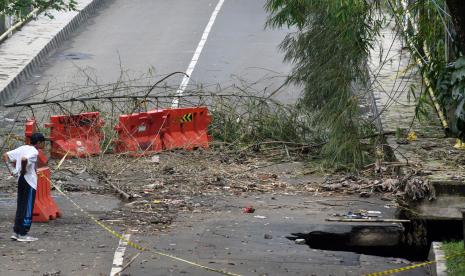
287, 219, 463, 261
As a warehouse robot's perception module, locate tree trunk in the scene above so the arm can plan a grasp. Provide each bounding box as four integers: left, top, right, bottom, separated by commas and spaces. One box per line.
446, 0, 465, 54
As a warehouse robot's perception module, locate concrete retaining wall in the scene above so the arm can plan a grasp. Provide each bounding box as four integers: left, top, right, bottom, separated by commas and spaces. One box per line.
429, 242, 448, 276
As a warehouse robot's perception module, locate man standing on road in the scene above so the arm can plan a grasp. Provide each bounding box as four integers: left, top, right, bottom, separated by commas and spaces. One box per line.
3, 133, 45, 242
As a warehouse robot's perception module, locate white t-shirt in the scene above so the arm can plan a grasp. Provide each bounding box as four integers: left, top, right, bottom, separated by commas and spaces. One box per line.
7, 145, 38, 190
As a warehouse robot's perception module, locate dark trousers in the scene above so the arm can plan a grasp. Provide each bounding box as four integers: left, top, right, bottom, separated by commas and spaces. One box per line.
14, 176, 36, 235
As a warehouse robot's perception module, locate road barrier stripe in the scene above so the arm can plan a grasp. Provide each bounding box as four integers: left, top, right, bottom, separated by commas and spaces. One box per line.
365, 251, 465, 276
47, 175, 241, 276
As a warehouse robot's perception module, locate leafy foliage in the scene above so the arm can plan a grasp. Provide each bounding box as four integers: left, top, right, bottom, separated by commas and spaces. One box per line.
0, 0, 77, 19
210, 95, 322, 148
265, 0, 383, 168
264, 0, 465, 169
390, 0, 465, 134
442, 240, 465, 276
434, 56, 465, 136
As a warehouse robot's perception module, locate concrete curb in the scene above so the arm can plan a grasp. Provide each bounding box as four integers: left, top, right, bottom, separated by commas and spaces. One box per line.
429, 241, 448, 276
0, 0, 106, 103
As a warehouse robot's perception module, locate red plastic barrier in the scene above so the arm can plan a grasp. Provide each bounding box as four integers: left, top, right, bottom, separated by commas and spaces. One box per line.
24, 118, 48, 168
24, 119, 37, 145
113, 110, 164, 155
161, 107, 212, 150
45, 112, 104, 158
33, 167, 61, 222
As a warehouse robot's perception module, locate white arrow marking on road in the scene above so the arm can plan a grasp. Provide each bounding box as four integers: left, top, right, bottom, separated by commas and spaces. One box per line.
171, 0, 226, 108
110, 233, 131, 276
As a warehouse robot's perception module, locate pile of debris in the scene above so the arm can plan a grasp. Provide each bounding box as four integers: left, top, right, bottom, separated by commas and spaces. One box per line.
51, 150, 313, 232
319, 170, 434, 201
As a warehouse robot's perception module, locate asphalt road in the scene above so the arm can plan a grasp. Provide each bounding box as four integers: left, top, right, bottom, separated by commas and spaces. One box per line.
9, 0, 297, 107
0, 181, 430, 276
0, 190, 121, 276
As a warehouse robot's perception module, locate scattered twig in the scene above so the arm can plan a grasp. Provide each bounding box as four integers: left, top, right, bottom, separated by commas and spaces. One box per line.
116, 252, 142, 276
108, 181, 132, 201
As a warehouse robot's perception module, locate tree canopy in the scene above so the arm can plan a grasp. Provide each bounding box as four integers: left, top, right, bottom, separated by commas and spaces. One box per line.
0, 0, 77, 19
265, 0, 383, 168
265, 0, 465, 168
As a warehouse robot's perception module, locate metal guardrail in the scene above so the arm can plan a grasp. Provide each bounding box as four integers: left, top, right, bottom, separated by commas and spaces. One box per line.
0, 7, 40, 43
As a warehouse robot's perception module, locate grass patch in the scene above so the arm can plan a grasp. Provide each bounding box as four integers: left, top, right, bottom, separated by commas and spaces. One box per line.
442, 240, 465, 276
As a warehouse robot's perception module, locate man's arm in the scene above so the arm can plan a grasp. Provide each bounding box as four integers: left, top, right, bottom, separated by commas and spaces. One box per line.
2, 152, 15, 176
20, 157, 28, 176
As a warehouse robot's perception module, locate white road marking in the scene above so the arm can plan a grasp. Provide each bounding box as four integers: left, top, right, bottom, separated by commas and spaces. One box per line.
171, 0, 226, 107
110, 233, 131, 276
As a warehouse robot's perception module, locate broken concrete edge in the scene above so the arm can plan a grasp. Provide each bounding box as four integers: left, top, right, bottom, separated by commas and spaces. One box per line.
0, 0, 105, 103
430, 179, 465, 197
385, 139, 459, 197
428, 241, 447, 276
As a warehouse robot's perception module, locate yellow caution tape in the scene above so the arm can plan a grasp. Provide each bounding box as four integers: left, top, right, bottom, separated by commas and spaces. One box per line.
46, 174, 241, 276
365, 251, 465, 276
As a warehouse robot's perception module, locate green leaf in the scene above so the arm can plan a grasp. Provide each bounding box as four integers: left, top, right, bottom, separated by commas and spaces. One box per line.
451, 85, 463, 100
451, 68, 465, 84
455, 57, 465, 69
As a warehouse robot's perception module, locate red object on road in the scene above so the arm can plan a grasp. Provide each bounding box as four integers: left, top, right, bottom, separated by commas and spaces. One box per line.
242, 206, 255, 213
113, 110, 164, 155
24, 118, 37, 145
45, 112, 104, 158
161, 107, 212, 150
24, 118, 48, 168
114, 107, 213, 154
33, 167, 61, 222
